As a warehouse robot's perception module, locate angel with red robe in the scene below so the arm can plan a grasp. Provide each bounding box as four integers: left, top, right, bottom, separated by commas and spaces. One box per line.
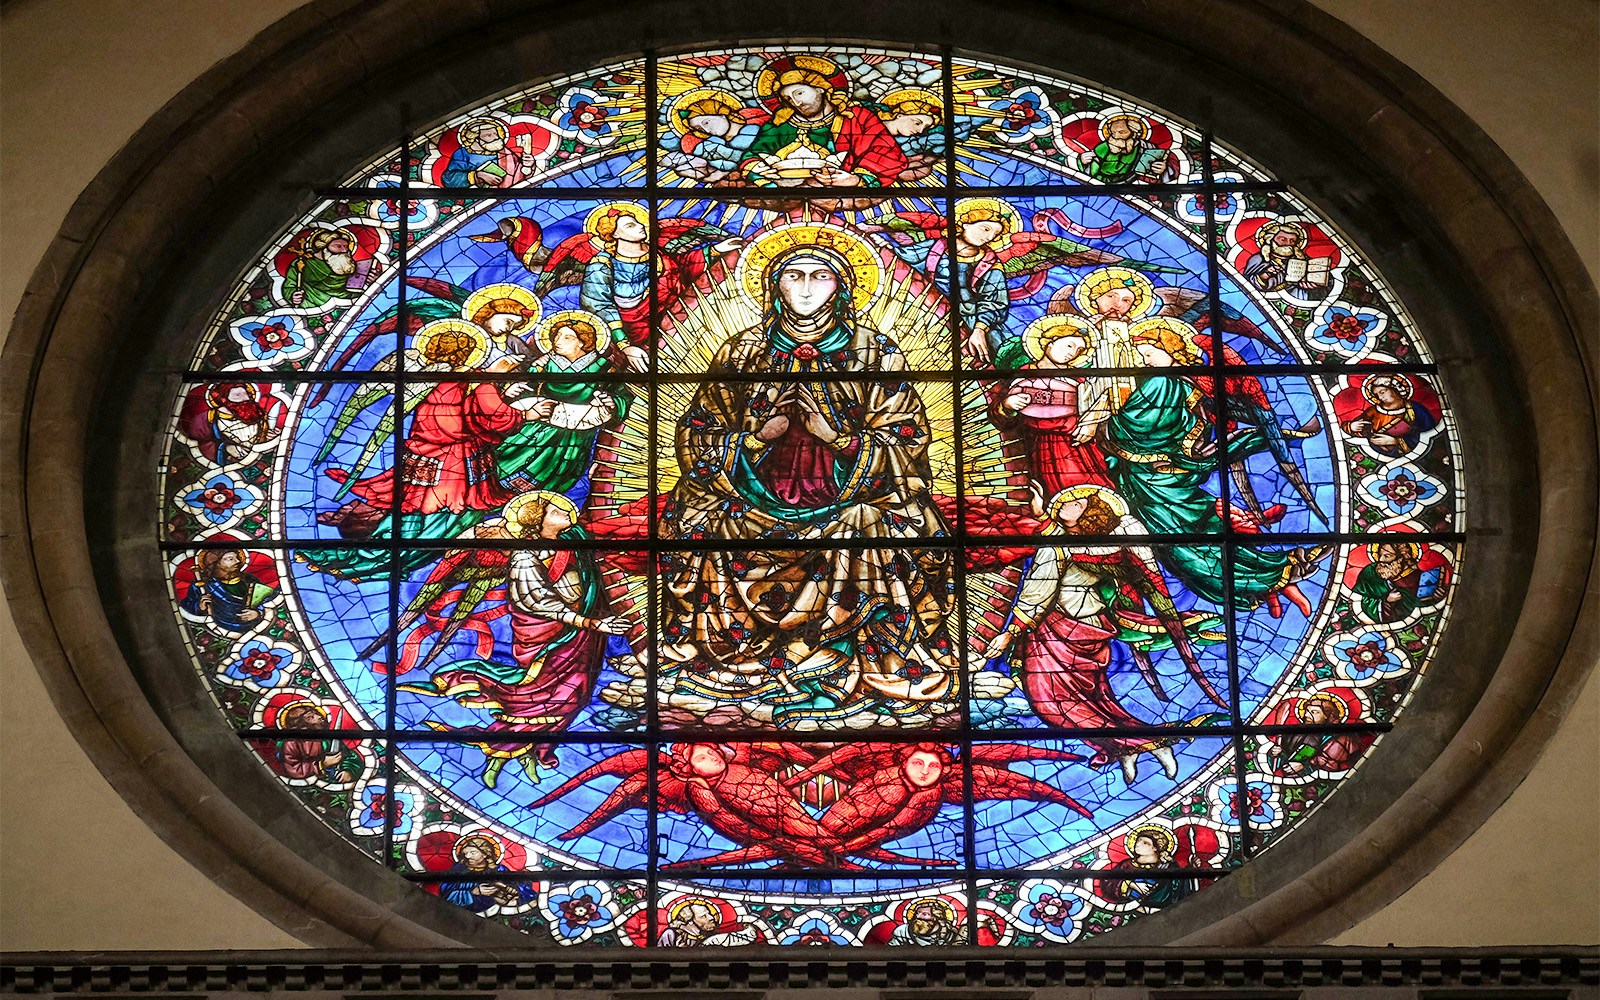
981, 484, 1225, 784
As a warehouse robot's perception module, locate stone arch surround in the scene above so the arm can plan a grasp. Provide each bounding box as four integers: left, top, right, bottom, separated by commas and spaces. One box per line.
1, 0, 1594, 949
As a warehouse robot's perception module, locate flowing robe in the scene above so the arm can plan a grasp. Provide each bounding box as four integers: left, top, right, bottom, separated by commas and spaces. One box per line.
180, 572, 278, 633
989, 372, 1114, 494
1006, 545, 1176, 766
496, 351, 629, 503
659, 320, 955, 725
741, 106, 910, 186
885, 238, 1010, 352
403, 538, 610, 759
1101, 375, 1292, 607
309, 381, 524, 580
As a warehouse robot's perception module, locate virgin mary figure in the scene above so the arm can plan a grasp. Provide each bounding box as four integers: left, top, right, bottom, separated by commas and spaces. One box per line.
656, 223, 956, 729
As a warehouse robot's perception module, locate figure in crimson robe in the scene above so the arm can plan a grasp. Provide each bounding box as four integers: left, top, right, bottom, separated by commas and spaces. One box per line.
399, 492, 632, 786
306, 321, 525, 581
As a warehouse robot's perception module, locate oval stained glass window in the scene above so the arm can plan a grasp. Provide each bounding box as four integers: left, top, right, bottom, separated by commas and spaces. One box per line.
158, 45, 1464, 946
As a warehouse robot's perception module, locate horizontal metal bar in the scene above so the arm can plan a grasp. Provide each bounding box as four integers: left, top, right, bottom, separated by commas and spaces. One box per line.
179, 362, 1442, 383
396, 866, 1239, 884
162, 531, 1467, 552
310, 179, 1289, 202
242, 722, 1394, 742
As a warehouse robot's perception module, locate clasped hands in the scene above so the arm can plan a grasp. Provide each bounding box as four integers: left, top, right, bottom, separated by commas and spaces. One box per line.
752, 385, 842, 445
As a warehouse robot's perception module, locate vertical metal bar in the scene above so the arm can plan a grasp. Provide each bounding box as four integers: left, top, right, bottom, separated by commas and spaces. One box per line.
382, 113, 412, 869
1201, 113, 1254, 862
943, 46, 980, 946
642, 50, 662, 949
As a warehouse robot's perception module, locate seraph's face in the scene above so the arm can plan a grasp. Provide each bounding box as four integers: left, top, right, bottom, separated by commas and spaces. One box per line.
902, 750, 946, 788
687, 744, 730, 778
776, 262, 841, 319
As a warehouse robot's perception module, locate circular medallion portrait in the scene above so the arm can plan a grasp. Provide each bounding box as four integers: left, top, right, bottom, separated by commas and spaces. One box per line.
157, 45, 1463, 946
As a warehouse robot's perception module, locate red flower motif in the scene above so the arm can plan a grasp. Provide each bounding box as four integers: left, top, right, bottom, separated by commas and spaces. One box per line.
1343, 640, 1389, 670
792, 343, 821, 362
796, 927, 835, 946
560, 897, 599, 925
571, 102, 606, 130
1032, 892, 1071, 924
1378, 473, 1420, 504
1006, 101, 1041, 126
253, 321, 295, 351
1233, 787, 1266, 818
1326, 314, 1368, 344
368, 793, 389, 820
201, 486, 240, 512
239, 648, 283, 679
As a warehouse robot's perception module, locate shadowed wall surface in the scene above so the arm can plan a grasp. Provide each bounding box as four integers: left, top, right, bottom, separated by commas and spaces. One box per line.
0, 0, 1594, 951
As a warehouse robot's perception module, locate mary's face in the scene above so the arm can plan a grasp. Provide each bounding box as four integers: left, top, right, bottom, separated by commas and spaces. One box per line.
776, 261, 841, 321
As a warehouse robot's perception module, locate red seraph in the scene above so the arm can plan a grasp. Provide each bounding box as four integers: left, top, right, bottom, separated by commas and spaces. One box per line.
527, 741, 1091, 870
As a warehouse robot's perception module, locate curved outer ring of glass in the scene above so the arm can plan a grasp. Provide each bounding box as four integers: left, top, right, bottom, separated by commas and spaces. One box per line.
6, 0, 1593, 953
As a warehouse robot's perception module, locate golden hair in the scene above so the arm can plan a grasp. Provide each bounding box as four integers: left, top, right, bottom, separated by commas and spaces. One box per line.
680, 96, 739, 121
552, 318, 600, 352
420, 326, 482, 367
955, 203, 1007, 227
468, 297, 537, 332
1130, 318, 1204, 366
1074, 493, 1122, 535
1299, 691, 1348, 723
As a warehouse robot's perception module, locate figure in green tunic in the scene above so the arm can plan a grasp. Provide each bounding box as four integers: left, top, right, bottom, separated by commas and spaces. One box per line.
1098, 317, 1326, 614
1079, 113, 1171, 184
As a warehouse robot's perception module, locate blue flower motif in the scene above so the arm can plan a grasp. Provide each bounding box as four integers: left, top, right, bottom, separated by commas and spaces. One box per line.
780, 913, 851, 946
557, 87, 616, 140
545, 883, 615, 940
1309, 303, 1384, 356
180, 472, 262, 525
1330, 631, 1394, 681
1211, 779, 1279, 826
1015, 882, 1086, 935
985, 86, 1058, 143
355, 783, 415, 835
231, 312, 313, 362
224, 638, 293, 689
1361, 465, 1442, 516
